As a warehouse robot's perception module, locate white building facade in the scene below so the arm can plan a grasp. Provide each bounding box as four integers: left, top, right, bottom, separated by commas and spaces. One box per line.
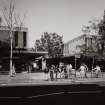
63, 34, 98, 57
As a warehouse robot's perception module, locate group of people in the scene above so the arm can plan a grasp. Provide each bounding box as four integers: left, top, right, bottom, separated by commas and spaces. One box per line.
43, 63, 74, 81
79, 64, 101, 78
44, 64, 73, 81
44, 63, 102, 81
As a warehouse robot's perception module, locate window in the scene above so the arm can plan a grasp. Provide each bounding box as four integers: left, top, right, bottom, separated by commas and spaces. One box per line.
15, 31, 18, 47
23, 32, 26, 47
85, 38, 92, 49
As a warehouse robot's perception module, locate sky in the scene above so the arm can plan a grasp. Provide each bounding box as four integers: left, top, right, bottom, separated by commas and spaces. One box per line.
0, 0, 105, 48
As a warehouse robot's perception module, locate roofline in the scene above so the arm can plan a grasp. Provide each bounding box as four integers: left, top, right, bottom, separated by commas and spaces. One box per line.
0, 26, 28, 31
64, 34, 100, 45
64, 34, 86, 45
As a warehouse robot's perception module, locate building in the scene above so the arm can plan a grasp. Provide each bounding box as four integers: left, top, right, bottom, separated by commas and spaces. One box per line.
63, 34, 98, 56
63, 34, 103, 70
0, 26, 47, 73
0, 26, 28, 49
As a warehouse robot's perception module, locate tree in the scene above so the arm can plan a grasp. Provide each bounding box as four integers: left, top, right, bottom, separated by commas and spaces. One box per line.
98, 10, 105, 54
82, 18, 99, 35
35, 32, 63, 58
80, 10, 105, 69
82, 11, 105, 55
81, 17, 103, 54
1, 0, 26, 76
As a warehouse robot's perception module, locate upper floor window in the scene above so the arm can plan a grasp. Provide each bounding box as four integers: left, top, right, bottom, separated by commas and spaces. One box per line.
85, 38, 92, 49
14, 31, 18, 47
23, 32, 27, 47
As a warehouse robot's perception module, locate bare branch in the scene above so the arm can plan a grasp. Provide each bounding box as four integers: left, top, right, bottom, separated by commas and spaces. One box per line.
2, 8, 11, 29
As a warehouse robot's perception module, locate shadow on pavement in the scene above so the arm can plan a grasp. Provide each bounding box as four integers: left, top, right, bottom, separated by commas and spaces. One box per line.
0, 83, 105, 105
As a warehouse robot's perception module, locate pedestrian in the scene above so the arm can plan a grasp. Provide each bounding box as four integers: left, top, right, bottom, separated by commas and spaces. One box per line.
79, 64, 86, 78
92, 65, 101, 78
54, 65, 59, 80
44, 66, 49, 81
64, 65, 67, 79
59, 65, 64, 78
13, 64, 16, 76
66, 64, 69, 79
10, 64, 16, 77
67, 64, 72, 79
83, 64, 88, 78
49, 65, 54, 81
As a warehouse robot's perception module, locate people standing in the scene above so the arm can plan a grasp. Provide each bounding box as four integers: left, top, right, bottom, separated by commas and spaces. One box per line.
49, 65, 54, 81
44, 66, 49, 80
64, 65, 67, 79
59, 65, 63, 79
66, 64, 69, 79
82, 64, 88, 78
10, 64, 16, 77
92, 65, 101, 78
13, 64, 16, 76
54, 65, 59, 80
79, 64, 86, 78
67, 64, 72, 78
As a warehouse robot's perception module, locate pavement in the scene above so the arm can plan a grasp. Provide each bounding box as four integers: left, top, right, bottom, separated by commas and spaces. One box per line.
0, 72, 105, 86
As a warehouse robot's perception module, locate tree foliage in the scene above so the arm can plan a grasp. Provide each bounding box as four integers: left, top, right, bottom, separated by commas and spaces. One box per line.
82, 18, 99, 35
81, 19, 99, 55
99, 11, 105, 37
98, 10, 105, 54
0, 0, 27, 74
1, 0, 26, 29
81, 10, 105, 55
35, 32, 63, 58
